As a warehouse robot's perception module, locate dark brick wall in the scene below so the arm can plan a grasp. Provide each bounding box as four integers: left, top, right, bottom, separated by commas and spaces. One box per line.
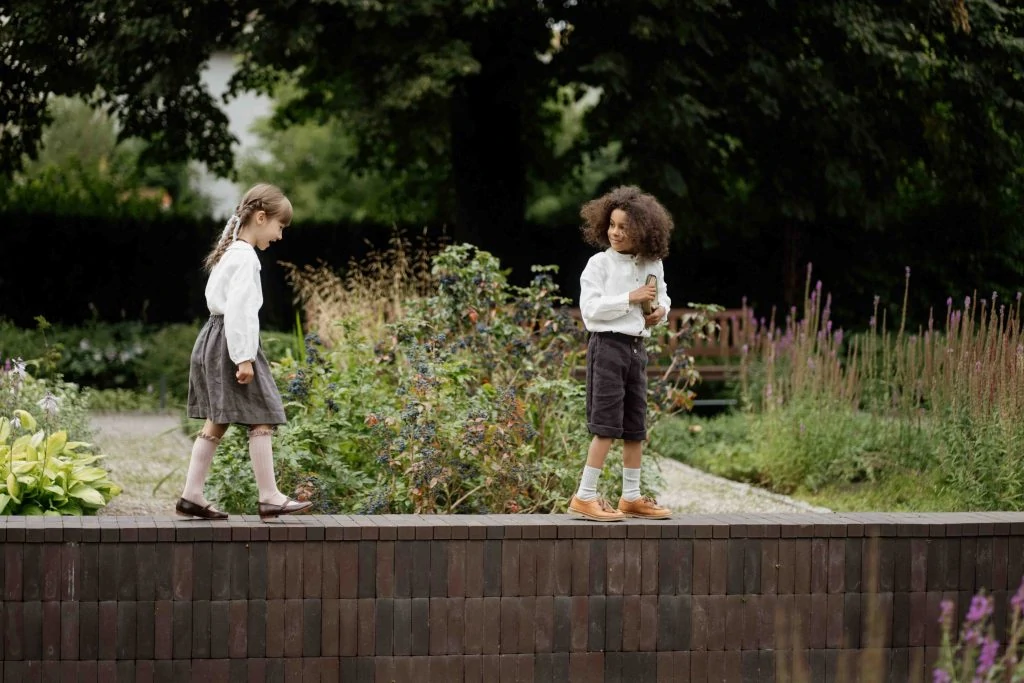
1, 512, 1022, 682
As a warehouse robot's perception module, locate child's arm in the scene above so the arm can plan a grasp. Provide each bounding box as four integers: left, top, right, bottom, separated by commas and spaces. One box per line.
223, 256, 262, 370
580, 258, 631, 321
655, 261, 671, 324
644, 261, 671, 327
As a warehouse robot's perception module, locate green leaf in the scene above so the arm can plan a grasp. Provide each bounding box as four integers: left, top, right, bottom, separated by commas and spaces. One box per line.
12, 410, 36, 431
0, 493, 10, 514
45, 431, 67, 457
72, 467, 111, 483
6, 472, 19, 502
68, 483, 106, 507
0, 417, 9, 443
20, 503, 45, 515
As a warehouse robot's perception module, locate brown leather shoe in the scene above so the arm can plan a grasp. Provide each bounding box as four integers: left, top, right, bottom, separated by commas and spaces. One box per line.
258, 497, 313, 520
175, 498, 229, 520
568, 495, 626, 522
617, 495, 672, 520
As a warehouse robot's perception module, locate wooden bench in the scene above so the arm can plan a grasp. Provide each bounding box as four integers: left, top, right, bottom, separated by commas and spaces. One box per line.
567, 307, 751, 383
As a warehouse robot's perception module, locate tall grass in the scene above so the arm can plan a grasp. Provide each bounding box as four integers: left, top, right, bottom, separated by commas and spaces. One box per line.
280, 228, 441, 346
735, 263, 1024, 508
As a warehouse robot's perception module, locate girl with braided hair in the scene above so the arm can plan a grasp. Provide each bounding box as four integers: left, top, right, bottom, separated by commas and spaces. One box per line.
176, 183, 312, 520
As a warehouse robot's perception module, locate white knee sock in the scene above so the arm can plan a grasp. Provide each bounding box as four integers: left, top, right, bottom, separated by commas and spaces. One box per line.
182, 434, 218, 506
248, 429, 286, 505
622, 467, 642, 502
575, 465, 602, 501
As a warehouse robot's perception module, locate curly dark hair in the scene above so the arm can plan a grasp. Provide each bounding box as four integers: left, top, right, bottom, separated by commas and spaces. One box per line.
580, 185, 674, 260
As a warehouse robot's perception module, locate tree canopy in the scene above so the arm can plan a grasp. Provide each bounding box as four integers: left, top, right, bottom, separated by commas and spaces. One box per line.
3, 0, 1024, 309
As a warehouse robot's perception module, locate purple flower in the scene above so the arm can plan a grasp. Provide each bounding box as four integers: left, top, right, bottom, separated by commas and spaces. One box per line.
905, 266, 911, 277
1011, 577, 1024, 613
977, 636, 1000, 675
869, 316, 876, 329
946, 297, 953, 308
932, 670, 951, 683
966, 595, 993, 624
965, 296, 971, 307
939, 600, 954, 626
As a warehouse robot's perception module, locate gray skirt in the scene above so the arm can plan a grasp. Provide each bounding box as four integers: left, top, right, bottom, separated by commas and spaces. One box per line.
186, 315, 287, 426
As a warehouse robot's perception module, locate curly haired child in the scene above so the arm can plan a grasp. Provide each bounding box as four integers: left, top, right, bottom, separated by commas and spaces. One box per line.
568, 185, 674, 521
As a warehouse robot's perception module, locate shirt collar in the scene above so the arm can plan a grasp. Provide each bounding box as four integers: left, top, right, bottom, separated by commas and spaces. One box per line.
605, 247, 639, 263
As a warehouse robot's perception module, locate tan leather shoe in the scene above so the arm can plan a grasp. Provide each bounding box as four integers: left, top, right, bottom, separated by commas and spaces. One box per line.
618, 495, 672, 520
568, 495, 626, 522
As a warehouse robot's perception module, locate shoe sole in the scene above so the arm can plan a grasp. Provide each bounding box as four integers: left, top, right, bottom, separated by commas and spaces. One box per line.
259, 504, 313, 520
568, 506, 625, 522
174, 510, 228, 520
619, 511, 672, 520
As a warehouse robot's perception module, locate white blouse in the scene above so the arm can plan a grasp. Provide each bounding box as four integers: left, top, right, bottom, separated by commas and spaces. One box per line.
205, 242, 262, 364
579, 248, 671, 337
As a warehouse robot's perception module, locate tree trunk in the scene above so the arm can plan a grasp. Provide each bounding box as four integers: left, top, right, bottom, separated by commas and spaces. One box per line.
781, 222, 803, 307
449, 66, 527, 275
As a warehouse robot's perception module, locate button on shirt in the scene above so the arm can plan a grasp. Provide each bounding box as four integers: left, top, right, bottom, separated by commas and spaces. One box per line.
579, 248, 672, 337
205, 241, 263, 364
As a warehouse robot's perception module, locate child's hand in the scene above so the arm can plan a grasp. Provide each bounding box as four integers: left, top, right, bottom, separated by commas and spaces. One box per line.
644, 306, 666, 328
628, 283, 657, 304
236, 361, 254, 385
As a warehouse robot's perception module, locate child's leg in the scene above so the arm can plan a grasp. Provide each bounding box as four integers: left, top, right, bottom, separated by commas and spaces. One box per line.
247, 425, 287, 506
181, 420, 228, 506
621, 440, 642, 502
576, 435, 614, 500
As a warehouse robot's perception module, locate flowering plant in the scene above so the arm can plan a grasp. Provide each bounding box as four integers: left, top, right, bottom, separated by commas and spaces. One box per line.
934, 578, 1024, 682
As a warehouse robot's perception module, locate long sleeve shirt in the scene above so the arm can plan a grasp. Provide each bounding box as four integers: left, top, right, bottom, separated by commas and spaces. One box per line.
579, 248, 672, 337
205, 242, 262, 364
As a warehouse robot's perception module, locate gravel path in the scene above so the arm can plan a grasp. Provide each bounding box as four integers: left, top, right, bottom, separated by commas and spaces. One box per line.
89, 413, 829, 516
90, 413, 192, 516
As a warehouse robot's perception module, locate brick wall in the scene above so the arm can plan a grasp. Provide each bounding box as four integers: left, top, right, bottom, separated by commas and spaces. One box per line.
1, 512, 1023, 682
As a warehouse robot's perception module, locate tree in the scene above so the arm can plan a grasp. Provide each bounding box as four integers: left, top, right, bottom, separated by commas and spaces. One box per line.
4, 0, 1024, 304
2, 96, 212, 216
559, 0, 1024, 304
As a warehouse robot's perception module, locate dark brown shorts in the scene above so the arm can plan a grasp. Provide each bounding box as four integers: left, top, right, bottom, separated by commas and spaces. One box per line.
585, 332, 648, 441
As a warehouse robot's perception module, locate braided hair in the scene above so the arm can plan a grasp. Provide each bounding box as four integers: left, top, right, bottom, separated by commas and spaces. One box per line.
203, 183, 293, 272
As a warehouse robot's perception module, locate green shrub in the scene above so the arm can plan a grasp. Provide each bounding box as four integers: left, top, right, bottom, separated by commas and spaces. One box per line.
0, 319, 299, 404
207, 244, 682, 514
0, 362, 121, 514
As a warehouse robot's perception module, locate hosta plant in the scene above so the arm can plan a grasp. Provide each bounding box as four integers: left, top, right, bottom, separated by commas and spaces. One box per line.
0, 409, 121, 515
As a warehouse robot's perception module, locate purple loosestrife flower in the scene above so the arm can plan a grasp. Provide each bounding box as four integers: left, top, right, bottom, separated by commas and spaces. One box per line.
1012, 578, 1024, 613
976, 636, 999, 676
967, 595, 993, 624
932, 669, 951, 683
939, 600, 954, 628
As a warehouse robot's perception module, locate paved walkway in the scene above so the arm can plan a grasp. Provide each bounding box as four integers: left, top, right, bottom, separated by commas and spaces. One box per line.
89, 413, 829, 516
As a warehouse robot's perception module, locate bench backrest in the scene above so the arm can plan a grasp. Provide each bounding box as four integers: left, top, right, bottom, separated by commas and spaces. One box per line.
566, 307, 753, 358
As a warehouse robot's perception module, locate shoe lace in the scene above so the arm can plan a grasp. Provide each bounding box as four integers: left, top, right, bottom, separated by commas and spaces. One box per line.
639, 495, 660, 506
597, 498, 615, 511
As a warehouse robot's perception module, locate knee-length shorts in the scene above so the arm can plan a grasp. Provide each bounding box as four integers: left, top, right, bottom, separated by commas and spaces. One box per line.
585, 332, 648, 441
